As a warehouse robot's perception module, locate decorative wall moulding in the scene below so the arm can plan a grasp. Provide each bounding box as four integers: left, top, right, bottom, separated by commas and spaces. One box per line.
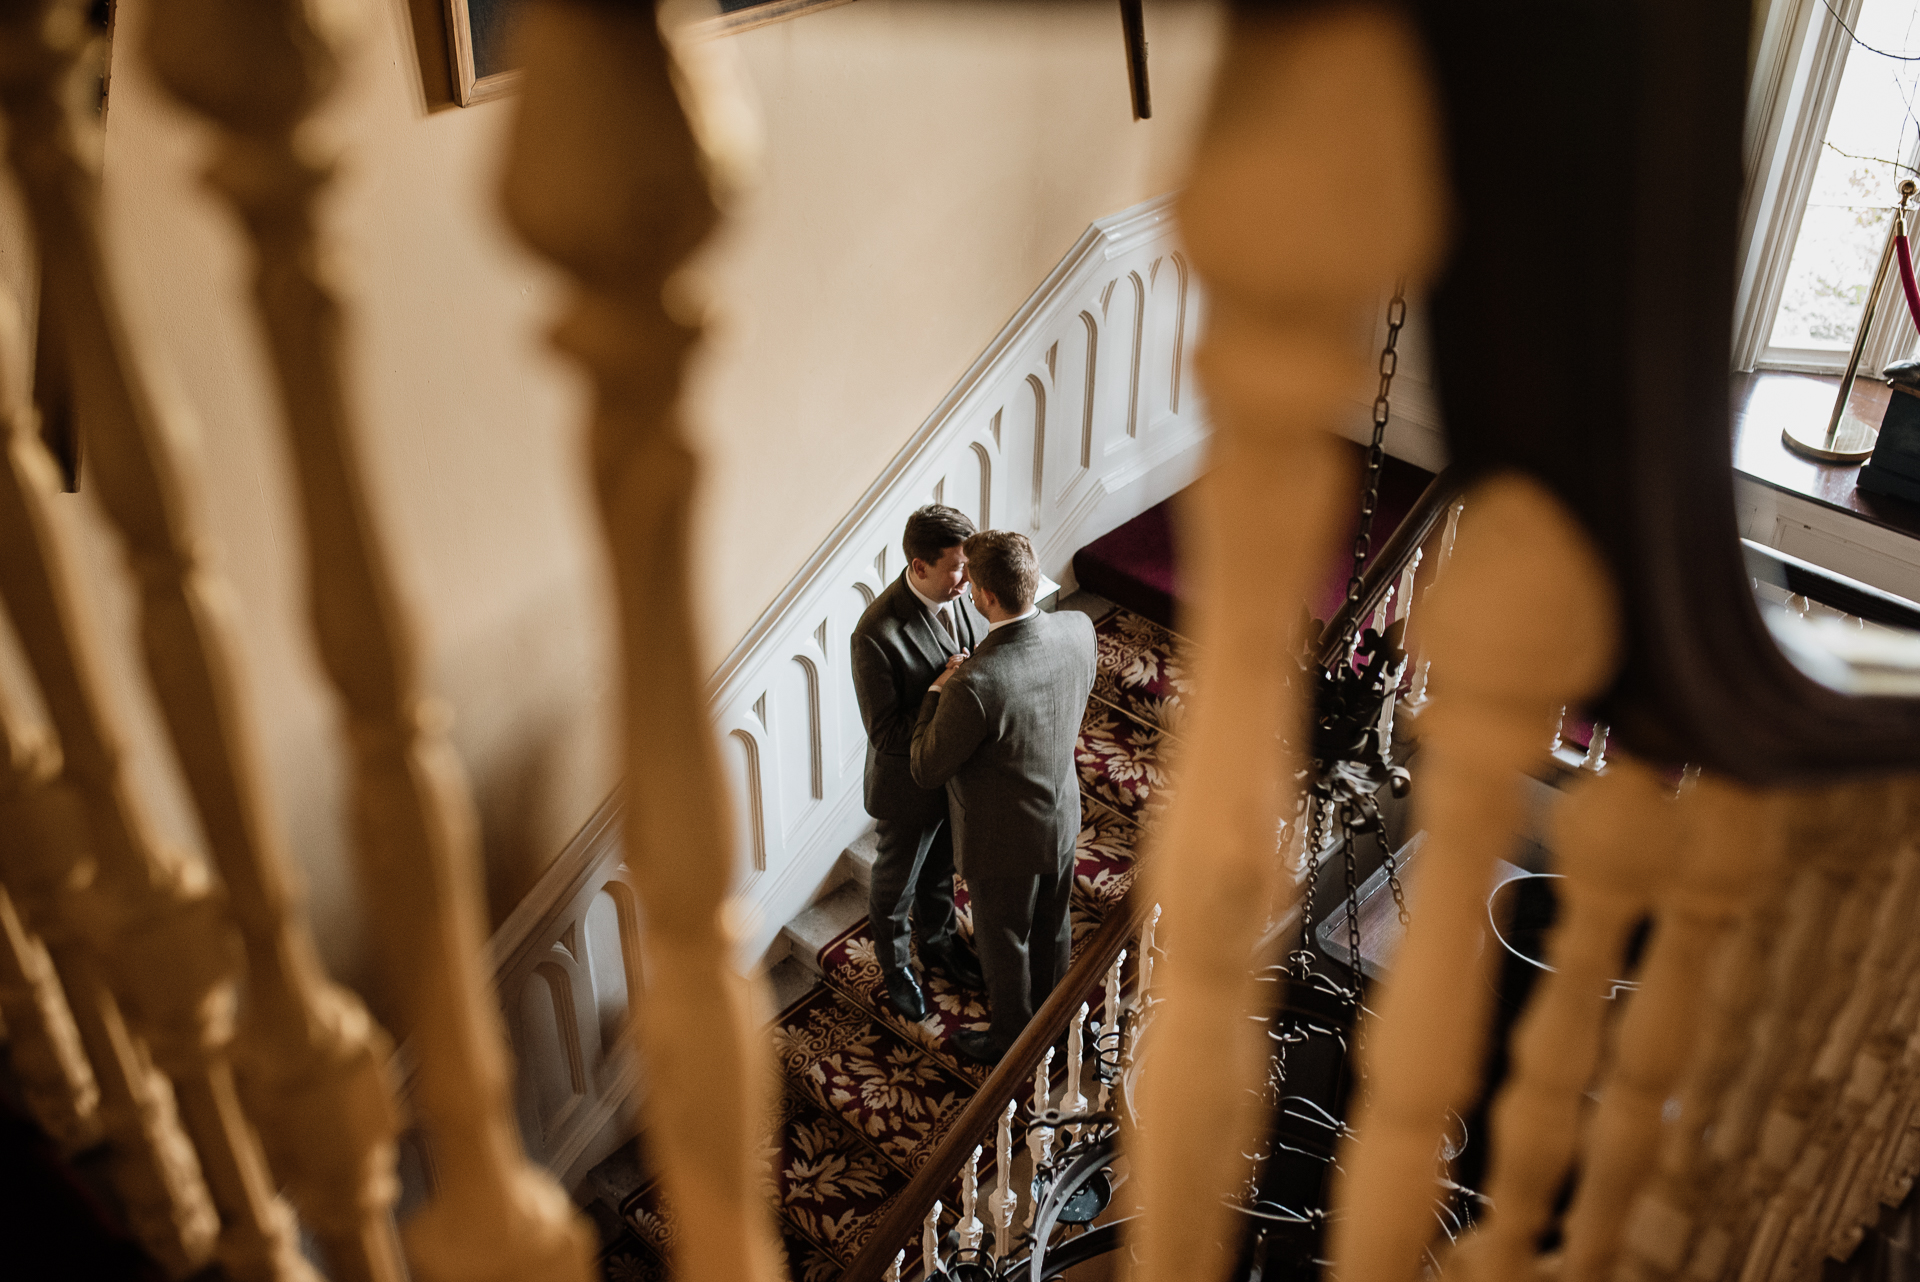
483, 194, 1209, 1177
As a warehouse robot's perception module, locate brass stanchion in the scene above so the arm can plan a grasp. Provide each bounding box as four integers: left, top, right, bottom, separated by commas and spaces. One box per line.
1785, 178, 1920, 463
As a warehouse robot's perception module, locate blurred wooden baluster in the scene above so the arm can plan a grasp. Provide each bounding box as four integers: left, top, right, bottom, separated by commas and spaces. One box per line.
5, 2, 414, 1277
1616, 794, 1794, 1282
1130, 10, 1447, 1281
1449, 757, 1679, 1282
1330, 475, 1620, 1282
1690, 788, 1886, 1281
1556, 774, 1775, 1282
1822, 878, 1920, 1262
132, 0, 592, 1277
0, 618, 217, 1276
0, 880, 97, 1149
0, 81, 313, 1272
500, 5, 775, 1282
0, 668, 96, 1153
1747, 784, 1911, 1282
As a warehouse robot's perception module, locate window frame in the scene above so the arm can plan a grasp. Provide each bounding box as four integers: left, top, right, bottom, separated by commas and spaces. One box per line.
1734, 0, 1920, 374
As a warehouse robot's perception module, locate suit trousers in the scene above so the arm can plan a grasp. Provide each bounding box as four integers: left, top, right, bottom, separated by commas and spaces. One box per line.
869, 815, 960, 972
968, 861, 1075, 1053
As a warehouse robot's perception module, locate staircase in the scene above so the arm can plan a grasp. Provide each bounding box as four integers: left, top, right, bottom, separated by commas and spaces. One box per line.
577, 591, 1182, 1280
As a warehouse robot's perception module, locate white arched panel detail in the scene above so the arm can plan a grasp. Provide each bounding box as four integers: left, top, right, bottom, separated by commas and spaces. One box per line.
1167, 252, 1191, 417
970, 440, 994, 532
724, 727, 768, 873
1105, 272, 1144, 449
768, 654, 824, 834
1076, 309, 1099, 473
1025, 373, 1048, 531
582, 886, 632, 1058
516, 961, 583, 1136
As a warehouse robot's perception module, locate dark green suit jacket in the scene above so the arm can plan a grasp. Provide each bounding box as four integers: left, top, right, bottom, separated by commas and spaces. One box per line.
909, 609, 1097, 879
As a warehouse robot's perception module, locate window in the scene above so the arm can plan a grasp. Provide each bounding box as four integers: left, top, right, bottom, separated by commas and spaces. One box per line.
1736, 0, 1920, 374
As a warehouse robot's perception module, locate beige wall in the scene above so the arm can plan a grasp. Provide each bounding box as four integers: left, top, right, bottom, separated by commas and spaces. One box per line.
689, 0, 1224, 657
57, 0, 1221, 1005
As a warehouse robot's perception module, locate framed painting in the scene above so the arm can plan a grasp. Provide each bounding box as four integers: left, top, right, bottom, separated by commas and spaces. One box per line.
446, 0, 859, 105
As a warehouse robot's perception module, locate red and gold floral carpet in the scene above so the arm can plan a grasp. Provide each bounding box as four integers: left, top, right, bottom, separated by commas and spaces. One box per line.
596, 603, 1185, 1282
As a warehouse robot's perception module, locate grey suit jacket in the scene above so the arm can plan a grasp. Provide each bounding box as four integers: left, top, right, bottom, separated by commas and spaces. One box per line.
851, 571, 982, 823
909, 609, 1097, 880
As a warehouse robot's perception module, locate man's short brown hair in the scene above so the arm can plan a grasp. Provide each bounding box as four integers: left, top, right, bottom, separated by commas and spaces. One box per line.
963, 530, 1039, 612
903, 504, 976, 569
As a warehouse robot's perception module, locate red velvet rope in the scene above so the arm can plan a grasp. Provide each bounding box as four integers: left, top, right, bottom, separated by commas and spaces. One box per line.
1897, 221, 1920, 334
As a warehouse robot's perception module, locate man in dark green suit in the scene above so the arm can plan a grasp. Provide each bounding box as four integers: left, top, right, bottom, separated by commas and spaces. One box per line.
911, 530, 1097, 1064
851, 506, 988, 1021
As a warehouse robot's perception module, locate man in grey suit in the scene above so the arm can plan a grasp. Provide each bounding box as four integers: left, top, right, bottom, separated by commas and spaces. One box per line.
911, 530, 1096, 1064
851, 505, 988, 1022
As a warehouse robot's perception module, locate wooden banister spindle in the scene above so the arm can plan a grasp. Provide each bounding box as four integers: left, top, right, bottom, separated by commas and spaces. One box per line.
1406, 500, 1463, 707
129, 0, 592, 1277
5, 3, 414, 1277
1330, 475, 1620, 1282
1026, 1046, 1054, 1230
500, 6, 776, 1282
1557, 774, 1775, 1282
959, 1145, 983, 1253
988, 1098, 1016, 1256
1616, 795, 1793, 1282
0, 670, 97, 1153
1132, 11, 1447, 1280
1691, 789, 1881, 1276
0, 880, 97, 1149
0, 595, 218, 1276
923, 1199, 943, 1280
1450, 757, 1679, 1282
0, 68, 317, 1274
1742, 784, 1909, 1282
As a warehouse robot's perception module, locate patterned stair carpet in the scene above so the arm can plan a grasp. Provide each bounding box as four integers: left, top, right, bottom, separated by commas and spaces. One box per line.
595, 603, 1186, 1282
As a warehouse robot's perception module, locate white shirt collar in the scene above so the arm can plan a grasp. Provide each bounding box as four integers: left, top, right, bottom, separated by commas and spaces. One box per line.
987, 606, 1040, 634
905, 574, 950, 620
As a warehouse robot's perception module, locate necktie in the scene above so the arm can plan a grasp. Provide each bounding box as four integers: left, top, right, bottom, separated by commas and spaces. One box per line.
937, 606, 956, 644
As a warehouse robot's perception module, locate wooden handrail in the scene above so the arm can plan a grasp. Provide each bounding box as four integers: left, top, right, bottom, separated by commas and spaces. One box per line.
1313, 465, 1465, 665
841, 898, 1141, 1282
842, 468, 1458, 1282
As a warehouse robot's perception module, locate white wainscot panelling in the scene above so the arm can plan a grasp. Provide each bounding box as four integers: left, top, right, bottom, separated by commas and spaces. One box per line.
1735, 473, 1920, 604
705, 193, 1211, 960
486, 799, 645, 1186
477, 194, 1212, 1181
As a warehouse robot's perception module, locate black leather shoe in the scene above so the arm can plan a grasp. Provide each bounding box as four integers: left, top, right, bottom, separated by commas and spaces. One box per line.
881, 966, 927, 1022
954, 1030, 1006, 1066
922, 940, 985, 991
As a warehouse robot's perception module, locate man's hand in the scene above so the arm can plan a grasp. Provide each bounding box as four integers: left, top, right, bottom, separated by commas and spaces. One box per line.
931, 651, 968, 690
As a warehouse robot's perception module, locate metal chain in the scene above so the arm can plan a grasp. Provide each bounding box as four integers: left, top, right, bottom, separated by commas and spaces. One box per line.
1291, 800, 1326, 978
1380, 834, 1411, 928
1344, 284, 1410, 608
1341, 804, 1362, 998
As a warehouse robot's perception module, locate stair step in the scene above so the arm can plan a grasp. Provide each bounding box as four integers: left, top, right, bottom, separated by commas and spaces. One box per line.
839, 825, 880, 892
778, 880, 868, 976
764, 955, 817, 1017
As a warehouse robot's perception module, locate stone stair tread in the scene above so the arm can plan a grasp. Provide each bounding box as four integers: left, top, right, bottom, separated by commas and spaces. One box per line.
766, 955, 819, 1018
840, 826, 881, 891
780, 881, 870, 975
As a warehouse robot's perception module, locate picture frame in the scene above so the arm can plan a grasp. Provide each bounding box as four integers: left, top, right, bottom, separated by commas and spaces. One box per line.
445, 0, 859, 107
